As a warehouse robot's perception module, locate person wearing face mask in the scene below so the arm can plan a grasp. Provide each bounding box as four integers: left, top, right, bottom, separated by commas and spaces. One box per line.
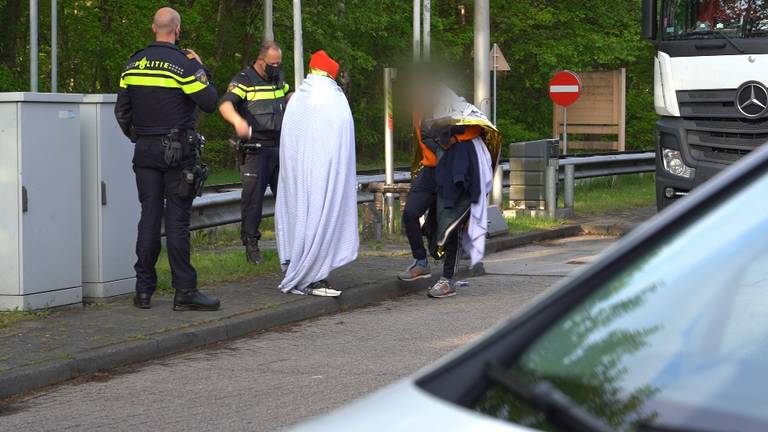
219, 41, 291, 264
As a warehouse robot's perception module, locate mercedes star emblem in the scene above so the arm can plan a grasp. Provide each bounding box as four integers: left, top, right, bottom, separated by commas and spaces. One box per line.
735, 81, 768, 118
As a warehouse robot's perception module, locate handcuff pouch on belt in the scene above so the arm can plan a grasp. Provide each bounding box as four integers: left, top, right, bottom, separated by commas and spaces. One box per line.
231, 137, 276, 165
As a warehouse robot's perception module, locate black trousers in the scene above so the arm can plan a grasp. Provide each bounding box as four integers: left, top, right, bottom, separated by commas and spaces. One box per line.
402, 167, 460, 279
132, 136, 197, 294
240, 147, 279, 244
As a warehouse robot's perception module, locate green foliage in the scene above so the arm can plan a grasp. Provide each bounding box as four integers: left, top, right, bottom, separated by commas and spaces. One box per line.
0, 0, 658, 169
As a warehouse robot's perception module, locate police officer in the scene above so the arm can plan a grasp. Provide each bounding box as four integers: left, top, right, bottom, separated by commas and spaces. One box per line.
114, 7, 220, 311
219, 41, 290, 264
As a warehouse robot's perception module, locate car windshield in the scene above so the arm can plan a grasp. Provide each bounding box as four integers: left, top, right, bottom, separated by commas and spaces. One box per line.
662, 0, 768, 40
475, 171, 768, 431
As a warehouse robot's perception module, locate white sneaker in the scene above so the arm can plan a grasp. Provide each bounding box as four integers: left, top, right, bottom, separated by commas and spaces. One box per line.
308, 287, 342, 297
307, 280, 342, 297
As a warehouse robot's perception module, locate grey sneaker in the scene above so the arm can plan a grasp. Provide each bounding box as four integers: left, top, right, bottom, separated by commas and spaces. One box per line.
398, 260, 432, 281
427, 278, 457, 298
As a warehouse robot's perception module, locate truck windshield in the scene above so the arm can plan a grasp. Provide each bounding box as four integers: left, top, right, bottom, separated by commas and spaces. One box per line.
662, 0, 768, 40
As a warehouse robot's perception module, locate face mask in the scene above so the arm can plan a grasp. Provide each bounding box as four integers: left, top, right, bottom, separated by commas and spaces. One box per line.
265, 64, 282, 83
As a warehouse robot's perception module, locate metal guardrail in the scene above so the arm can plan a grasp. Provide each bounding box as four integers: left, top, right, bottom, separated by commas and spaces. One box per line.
558, 151, 656, 180
190, 151, 656, 231
191, 170, 410, 231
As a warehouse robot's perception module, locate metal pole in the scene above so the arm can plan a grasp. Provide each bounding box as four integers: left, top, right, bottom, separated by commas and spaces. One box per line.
563, 106, 568, 155
30, 0, 38, 92
564, 164, 575, 210
292, 0, 304, 90
263, 0, 274, 42
473, 0, 490, 116
51, 0, 57, 92
384, 68, 396, 234
545, 164, 557, 219
413, 0, 421, 62
422, 0, 430, 62
492, 44, 497, 125
474, 0, 502, 205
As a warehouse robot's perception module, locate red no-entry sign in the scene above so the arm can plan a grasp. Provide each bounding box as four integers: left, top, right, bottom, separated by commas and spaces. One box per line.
549, 70, 582, 107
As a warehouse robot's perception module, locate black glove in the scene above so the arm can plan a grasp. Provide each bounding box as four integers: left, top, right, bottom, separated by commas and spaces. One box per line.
164, 139, 183, 166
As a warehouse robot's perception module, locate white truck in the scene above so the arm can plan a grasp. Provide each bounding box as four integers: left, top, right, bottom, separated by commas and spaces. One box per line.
642, 0, 768, 208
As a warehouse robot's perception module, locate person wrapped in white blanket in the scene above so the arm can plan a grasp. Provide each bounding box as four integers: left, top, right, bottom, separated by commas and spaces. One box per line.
275, 50, 359, 297
398, 84, 499, 298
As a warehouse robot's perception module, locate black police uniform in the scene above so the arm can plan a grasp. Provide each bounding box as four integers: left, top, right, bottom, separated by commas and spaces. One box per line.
114, 41, 217, 305
220, 67, 289, 249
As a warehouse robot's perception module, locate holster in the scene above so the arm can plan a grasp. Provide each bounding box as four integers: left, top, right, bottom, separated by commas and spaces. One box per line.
178, 163, 209, 199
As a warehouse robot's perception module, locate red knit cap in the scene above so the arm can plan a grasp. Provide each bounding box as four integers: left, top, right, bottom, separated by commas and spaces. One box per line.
309, 50, 339, 80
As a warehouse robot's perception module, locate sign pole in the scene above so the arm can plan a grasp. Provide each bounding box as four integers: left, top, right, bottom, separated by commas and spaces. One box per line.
384, 68, 396, 234
563, 106, 568, 155
492, 44, 497, 125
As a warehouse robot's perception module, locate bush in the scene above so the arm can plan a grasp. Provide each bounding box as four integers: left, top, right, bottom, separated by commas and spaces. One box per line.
203, 139, 238, 171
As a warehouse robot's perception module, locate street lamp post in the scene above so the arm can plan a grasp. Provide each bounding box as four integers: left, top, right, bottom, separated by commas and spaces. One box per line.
263, 0, 274, 42
51, 0, 57, 92
292, 0, 304, 89
30, 0, 38, 92
413, 0, 421, 62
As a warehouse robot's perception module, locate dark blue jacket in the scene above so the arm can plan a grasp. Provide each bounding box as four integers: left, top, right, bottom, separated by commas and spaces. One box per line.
436, 139, 481, 209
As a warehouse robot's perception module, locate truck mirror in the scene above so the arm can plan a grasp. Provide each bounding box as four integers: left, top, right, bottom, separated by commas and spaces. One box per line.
641, 0, 658, 41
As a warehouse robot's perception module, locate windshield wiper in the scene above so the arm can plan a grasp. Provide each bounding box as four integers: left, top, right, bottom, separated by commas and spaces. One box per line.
485, 363, 613, 432
688, 29, 746, 53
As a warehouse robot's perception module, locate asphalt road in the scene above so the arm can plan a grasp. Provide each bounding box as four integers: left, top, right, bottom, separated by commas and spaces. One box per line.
1, 236, 616, 432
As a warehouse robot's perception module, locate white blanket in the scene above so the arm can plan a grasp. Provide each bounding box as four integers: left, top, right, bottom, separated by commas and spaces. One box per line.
275, 74, 359, 292
463, 137, 493, 266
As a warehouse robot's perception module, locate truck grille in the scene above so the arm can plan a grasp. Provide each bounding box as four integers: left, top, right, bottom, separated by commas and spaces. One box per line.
686, 118, 768, 163
678, 89, 740, 119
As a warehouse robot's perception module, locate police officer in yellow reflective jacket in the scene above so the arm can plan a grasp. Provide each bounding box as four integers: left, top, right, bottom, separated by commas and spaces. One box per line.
114, 7, 220, 312
219, 41, 290, 264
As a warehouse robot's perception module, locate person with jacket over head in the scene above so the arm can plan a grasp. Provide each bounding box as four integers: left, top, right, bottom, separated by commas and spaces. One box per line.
114, 7, 220, 311
219, 41, 291, 265
397, 80, 496, 299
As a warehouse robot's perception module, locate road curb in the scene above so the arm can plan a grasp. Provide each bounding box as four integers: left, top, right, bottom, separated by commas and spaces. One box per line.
485, 225, 584, 255
0, 223, 592, 401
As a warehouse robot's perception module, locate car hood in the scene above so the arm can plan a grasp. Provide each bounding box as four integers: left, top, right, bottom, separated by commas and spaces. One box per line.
286, 380, 535, 432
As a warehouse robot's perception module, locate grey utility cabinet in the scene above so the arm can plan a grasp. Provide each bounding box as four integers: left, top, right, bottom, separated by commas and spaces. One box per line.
80, 94, 138, 299
0, 93, 83, 310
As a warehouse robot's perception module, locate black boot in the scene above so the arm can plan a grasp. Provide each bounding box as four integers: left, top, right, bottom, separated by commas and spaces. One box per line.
173, 289, 221, 311
133, 292, 152, 309
246, 239, 262, 264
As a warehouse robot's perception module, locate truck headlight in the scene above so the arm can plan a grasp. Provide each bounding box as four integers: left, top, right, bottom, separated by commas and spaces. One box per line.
662, 148, 695, 179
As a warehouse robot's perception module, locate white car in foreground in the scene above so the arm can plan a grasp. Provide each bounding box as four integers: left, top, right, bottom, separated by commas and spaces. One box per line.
292, 145, 768, 432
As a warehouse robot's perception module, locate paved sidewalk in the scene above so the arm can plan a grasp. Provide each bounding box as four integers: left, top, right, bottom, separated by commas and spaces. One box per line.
0, 206, 656, 400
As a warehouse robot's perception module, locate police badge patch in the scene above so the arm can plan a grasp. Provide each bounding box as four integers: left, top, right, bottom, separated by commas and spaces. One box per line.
227, 82, 237, 93
194, 69, 209, 85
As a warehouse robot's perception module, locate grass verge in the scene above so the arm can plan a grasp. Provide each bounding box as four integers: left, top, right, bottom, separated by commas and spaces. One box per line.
506, 173, 656, 231
156, 249, 281, 294
157, 223, 280, 294
0, 309, 49, 330
506, 216, 566, 235
569, 173, 655, 215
